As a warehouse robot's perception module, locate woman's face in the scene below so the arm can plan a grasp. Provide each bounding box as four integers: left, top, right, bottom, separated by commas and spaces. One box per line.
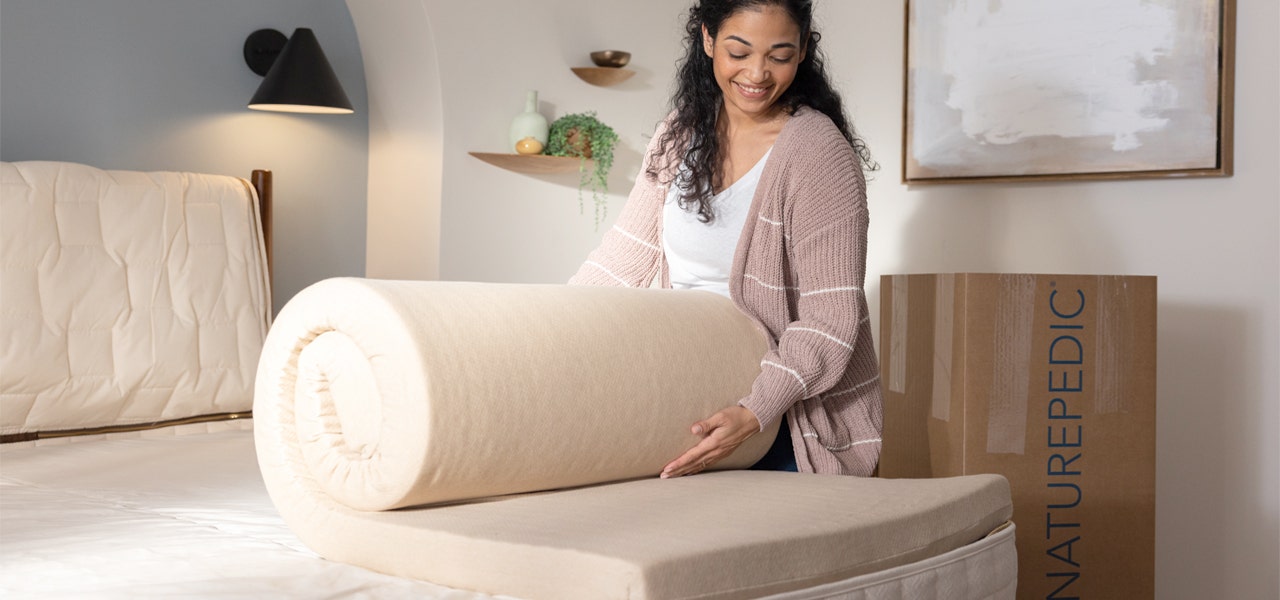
703, 4, 805, 123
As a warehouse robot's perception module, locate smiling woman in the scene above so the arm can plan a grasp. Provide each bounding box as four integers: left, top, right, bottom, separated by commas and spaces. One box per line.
702, 6, 805, 132
570, 0, 884, 479
653, 0, 876, 225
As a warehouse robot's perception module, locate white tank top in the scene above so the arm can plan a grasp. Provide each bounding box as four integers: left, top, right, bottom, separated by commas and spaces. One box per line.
663, 148, 772, 298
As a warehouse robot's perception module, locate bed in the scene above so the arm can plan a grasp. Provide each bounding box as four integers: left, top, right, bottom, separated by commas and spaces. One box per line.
0, 161, 1017, 599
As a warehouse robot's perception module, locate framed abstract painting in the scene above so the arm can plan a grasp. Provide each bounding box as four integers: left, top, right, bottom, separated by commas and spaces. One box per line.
903, 0, 1235, 184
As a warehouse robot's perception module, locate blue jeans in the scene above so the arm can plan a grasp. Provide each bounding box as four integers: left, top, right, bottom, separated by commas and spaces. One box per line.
749, 415, 798, 472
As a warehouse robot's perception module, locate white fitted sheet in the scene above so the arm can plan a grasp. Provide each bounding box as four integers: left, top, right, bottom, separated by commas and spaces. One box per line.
0, 425, 508, 599
0, 427, 1015, 599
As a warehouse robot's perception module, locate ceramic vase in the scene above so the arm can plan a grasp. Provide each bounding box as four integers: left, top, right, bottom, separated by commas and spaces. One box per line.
509, 90, 549, 153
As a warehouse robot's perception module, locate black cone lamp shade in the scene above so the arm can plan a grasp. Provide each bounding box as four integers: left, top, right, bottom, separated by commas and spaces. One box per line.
246, 28, 353, 114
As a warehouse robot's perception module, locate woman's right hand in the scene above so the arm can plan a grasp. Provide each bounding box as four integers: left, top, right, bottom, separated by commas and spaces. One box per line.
660, 405, 761, 478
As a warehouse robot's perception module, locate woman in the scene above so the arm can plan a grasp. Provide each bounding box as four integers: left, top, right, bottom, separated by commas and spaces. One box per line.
570, 0, 882, 478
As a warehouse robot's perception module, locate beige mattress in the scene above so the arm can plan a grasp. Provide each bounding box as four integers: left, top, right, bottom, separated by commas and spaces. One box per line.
253, 278, 1015, 599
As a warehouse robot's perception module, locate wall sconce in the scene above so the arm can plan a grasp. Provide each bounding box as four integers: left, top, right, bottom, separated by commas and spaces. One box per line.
243, 28, 354, 114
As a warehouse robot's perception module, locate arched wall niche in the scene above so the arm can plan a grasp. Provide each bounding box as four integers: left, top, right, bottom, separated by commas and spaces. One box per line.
346, 0, 444, 280
347, 1, 684, 285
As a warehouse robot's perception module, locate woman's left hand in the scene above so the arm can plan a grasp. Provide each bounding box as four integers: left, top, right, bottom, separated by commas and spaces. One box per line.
661, 405, 761, 478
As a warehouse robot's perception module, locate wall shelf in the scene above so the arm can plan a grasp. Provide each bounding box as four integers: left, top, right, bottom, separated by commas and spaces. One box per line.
468, 152, 590, 174
571, 67, 635, 87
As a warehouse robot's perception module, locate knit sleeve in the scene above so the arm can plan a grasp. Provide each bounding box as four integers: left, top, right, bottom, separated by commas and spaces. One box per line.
738, 122, 871, 429
568, 121, 671, 287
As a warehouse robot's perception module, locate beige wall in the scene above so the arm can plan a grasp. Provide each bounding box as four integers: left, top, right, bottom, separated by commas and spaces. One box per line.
357, 2, 1279, 597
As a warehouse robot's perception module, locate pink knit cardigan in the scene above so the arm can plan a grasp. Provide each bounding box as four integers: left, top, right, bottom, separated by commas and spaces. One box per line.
570, 107, 883, 476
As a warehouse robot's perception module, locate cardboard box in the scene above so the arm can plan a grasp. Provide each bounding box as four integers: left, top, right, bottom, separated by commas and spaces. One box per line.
878, 274, 1156, 600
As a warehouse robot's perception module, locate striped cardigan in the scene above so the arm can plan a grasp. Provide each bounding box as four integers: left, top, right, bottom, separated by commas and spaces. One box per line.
570, 107, 883, 476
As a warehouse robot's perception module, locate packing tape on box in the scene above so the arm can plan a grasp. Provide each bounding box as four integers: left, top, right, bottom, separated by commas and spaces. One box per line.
931, 274, 955, 422
986, 274, 1036, 455
889, 275, 909, 395
1095, 276, 1134, 414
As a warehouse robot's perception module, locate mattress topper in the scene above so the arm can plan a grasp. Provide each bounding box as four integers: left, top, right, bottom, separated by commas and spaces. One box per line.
287, 469, 1011, 599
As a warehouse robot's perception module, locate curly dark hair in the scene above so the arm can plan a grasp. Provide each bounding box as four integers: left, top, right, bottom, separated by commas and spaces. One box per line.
649, 0, 876, 223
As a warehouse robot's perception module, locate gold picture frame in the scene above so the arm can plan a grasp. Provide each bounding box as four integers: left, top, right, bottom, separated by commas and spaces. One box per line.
902, 0, 1235, 184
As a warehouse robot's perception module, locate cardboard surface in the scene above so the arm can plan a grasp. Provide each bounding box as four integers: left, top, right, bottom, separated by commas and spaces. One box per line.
879, 274, 1156, 600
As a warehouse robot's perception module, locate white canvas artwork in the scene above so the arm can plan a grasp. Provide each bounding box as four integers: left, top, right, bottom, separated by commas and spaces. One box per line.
905, 0, 1231, 182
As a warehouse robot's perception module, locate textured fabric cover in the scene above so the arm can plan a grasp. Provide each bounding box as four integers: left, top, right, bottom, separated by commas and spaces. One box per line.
767, 522, 1017, 600
255, 278, 779, 510
0, 161, 270, 437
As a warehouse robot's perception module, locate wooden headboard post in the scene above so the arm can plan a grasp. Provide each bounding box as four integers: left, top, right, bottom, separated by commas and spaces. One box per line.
250, 170, 273, 280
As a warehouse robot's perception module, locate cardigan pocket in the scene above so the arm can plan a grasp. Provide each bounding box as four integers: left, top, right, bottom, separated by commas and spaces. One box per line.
799, 394, 852, 451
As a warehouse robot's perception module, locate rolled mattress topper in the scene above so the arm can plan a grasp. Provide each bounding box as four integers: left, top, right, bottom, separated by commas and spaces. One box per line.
254, 278, 779, 511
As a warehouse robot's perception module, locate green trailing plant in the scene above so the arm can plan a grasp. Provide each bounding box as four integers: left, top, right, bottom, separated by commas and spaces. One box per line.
547, 111, 618, 227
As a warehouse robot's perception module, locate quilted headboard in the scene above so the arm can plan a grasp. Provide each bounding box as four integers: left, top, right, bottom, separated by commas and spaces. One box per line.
0, 161, 271, 441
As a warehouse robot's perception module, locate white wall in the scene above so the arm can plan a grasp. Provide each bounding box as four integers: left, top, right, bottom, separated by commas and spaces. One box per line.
358, 1, 1279, 597
427, 0, 689, 283
841, 3, 1278, 599
0, 0, 370, 314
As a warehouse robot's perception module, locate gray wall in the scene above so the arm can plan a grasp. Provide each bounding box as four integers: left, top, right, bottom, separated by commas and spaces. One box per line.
0, 0, 369, 313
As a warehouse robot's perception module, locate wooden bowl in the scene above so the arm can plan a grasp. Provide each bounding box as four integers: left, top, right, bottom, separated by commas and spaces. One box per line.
590, 50, 631, 68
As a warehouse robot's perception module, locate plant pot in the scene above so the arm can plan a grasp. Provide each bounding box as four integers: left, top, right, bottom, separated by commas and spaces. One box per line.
565, 128, 593, 159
